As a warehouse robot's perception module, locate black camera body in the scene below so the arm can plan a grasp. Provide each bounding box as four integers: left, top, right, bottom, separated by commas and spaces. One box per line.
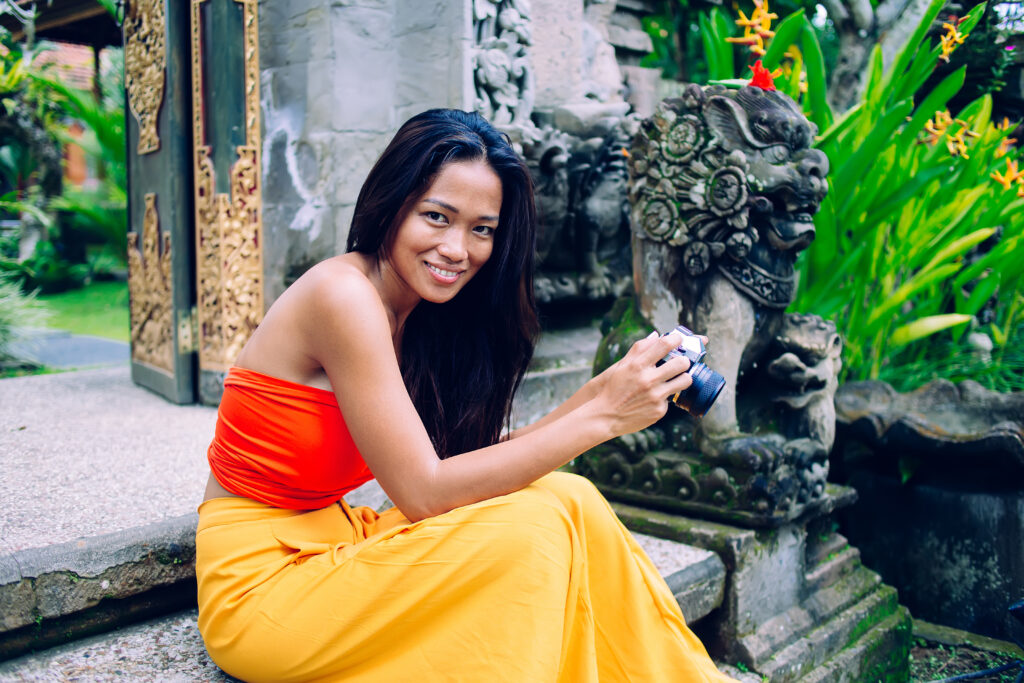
657, 326, 726, 418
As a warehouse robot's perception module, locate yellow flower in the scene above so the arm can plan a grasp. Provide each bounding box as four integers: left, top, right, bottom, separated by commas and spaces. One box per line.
946, 131, 969, 158
922, 110, 953, 146
992, 158, 1024, 190
995, 136, 1018, 159
939, 15, 968, 63
727, 0, 778, 58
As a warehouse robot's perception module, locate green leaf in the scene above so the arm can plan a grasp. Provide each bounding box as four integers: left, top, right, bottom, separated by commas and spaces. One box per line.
816, 102, 863, 151
860, 165, 947, 227
711, 8, 736, 78
960, 273, 1000, 318
835, 99, 914, 215
801, 25, 832, 130
699, 13, 722, 80
879, 0, 947, 96
897, 67, 966, 148
867, 263, 961, 326
921, 227, 997, 274
891, 314, 973, 346
762, 11, 806, 70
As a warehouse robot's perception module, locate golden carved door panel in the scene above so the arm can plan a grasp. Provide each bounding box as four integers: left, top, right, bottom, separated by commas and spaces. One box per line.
125, 0, 196, 404
125, 0, 264, 405
191, 0, 264, 405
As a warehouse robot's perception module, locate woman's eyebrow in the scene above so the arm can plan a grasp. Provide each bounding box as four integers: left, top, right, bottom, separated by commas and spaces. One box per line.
422, 198, 498, 222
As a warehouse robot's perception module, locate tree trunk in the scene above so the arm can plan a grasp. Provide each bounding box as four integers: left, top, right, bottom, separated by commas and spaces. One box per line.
825, 0, 945, 113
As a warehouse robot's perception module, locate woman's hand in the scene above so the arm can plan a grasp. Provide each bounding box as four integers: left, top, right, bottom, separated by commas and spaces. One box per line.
592, 331, 695, 439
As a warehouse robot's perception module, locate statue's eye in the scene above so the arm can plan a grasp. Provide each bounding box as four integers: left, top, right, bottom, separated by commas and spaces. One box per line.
763, 144, 791, 163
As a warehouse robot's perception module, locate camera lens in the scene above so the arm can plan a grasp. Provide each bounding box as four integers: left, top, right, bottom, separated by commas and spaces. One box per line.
671, 362, 726, 417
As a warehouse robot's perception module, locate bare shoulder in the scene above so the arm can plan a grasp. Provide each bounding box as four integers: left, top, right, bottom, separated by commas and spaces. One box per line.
289, 255, 394, 351
290, 255, 386, 324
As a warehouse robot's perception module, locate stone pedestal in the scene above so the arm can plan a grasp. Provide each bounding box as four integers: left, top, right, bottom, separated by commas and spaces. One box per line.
612, 490, 913, 682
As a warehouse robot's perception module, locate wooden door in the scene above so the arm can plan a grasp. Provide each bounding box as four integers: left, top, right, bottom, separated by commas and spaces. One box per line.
190, 0, 264, 406
124, 0, 196, 404
124, 0, 264, 405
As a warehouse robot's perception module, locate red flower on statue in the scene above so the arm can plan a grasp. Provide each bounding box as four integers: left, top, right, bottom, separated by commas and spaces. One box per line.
747, 60, 776, 91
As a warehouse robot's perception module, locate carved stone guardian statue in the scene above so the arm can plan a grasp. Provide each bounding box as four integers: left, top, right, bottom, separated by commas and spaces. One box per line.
577, 84, 842, 527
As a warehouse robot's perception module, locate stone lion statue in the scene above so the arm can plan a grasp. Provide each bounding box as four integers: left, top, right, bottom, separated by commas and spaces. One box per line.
579, 84, 843, 526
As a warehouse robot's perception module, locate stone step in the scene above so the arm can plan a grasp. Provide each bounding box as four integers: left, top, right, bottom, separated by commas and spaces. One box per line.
0, 532, 725, 678
756, 584, 906, 682
797, 607, 913, 683
737, 564, 883, 665
804, 545, 860, 595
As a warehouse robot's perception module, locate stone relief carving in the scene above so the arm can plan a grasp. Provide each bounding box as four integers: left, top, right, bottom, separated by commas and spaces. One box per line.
127, 193, 174, 373
190, 0, 264, 374
124, 0, 166, 155
473, 0, 535, 128
577, 85, 840, 527
524, 122, 634, 303
472, 0, 636, 305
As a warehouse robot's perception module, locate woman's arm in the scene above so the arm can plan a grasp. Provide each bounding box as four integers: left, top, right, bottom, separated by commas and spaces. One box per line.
506, 331, 707, 441
303, 269, 691, 522
502, 369, 607, 441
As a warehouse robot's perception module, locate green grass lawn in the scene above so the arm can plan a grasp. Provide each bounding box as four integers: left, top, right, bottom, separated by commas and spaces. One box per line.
37, 280, 130, 343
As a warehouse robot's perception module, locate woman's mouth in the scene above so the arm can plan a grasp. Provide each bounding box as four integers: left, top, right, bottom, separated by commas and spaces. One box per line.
425, 262, 462, 284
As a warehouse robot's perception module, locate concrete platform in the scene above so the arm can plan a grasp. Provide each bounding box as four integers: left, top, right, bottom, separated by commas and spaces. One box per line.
0, 366, 216, 554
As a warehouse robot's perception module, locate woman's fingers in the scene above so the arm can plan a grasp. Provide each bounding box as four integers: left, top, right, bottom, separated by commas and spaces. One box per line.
655, 354, 690, 381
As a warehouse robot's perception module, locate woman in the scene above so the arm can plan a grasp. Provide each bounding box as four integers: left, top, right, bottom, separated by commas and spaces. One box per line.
197, 109, 735, 682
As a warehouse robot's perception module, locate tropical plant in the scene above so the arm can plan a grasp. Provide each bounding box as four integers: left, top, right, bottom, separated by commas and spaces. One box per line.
0, 270, 48, 369
38, 74, 127, 260
790, 0, 1024, 389
670, 0, 1024, 390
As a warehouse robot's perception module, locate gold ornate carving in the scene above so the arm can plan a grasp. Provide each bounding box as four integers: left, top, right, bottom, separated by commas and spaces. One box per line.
191, 0, 264, 372
124, 0, 166, 155
128, 194, 174, 372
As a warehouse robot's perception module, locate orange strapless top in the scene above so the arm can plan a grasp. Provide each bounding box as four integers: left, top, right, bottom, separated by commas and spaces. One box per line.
207, 366, 374, 510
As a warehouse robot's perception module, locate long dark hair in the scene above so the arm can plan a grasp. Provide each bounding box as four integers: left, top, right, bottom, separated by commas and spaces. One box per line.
347, 109, 540, 458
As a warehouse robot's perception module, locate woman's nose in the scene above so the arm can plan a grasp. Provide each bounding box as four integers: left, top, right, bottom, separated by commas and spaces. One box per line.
437, 229, 468, 262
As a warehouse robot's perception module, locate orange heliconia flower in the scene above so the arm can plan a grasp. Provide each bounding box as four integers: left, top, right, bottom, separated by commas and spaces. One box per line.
991, 158, 1024, 190
726, 0, 778, 57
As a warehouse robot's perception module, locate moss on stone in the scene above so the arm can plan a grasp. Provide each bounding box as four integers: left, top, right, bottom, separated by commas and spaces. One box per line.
593, 295, 651, 375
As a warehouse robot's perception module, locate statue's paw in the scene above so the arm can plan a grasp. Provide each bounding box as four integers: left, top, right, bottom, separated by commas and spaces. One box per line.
709, 434, 786, 472
786, 438, 829, 502
581, 267, 613, 299
618, 426, 666, 456
782, 437, 827, 467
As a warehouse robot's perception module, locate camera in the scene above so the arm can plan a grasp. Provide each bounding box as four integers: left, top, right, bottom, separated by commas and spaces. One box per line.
657, 326, 726, 418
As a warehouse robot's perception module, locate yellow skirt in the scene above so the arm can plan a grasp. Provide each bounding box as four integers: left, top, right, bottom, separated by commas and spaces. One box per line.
196, 471, 735, 682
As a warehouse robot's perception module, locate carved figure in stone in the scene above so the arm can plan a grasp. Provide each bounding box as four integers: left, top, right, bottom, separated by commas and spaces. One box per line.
581, 0, 624, 103
473, 0, 535, 128
525, 122, 633, 303
579, 84, 840, 526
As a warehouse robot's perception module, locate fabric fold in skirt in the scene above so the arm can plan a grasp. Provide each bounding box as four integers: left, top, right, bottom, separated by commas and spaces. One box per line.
196, 471, 735, 682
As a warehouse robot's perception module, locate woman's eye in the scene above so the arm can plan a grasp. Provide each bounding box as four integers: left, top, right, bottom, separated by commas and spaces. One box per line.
424, 211, 447, 223
473, 225, 496, 237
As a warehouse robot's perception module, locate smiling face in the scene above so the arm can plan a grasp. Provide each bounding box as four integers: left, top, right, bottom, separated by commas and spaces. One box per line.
383, 159, 503, 308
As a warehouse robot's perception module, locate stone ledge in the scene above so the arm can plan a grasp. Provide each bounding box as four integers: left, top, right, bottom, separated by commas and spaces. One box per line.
0, 511, 725, 664
0, 515, 198, 661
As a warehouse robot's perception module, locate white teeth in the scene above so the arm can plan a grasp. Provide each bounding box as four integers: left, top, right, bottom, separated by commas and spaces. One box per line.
427, 264, 458, 278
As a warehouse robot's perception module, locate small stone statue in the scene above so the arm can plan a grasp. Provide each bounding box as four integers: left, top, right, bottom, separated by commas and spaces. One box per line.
525, 120, 634, 304
579, 84, 842, 526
